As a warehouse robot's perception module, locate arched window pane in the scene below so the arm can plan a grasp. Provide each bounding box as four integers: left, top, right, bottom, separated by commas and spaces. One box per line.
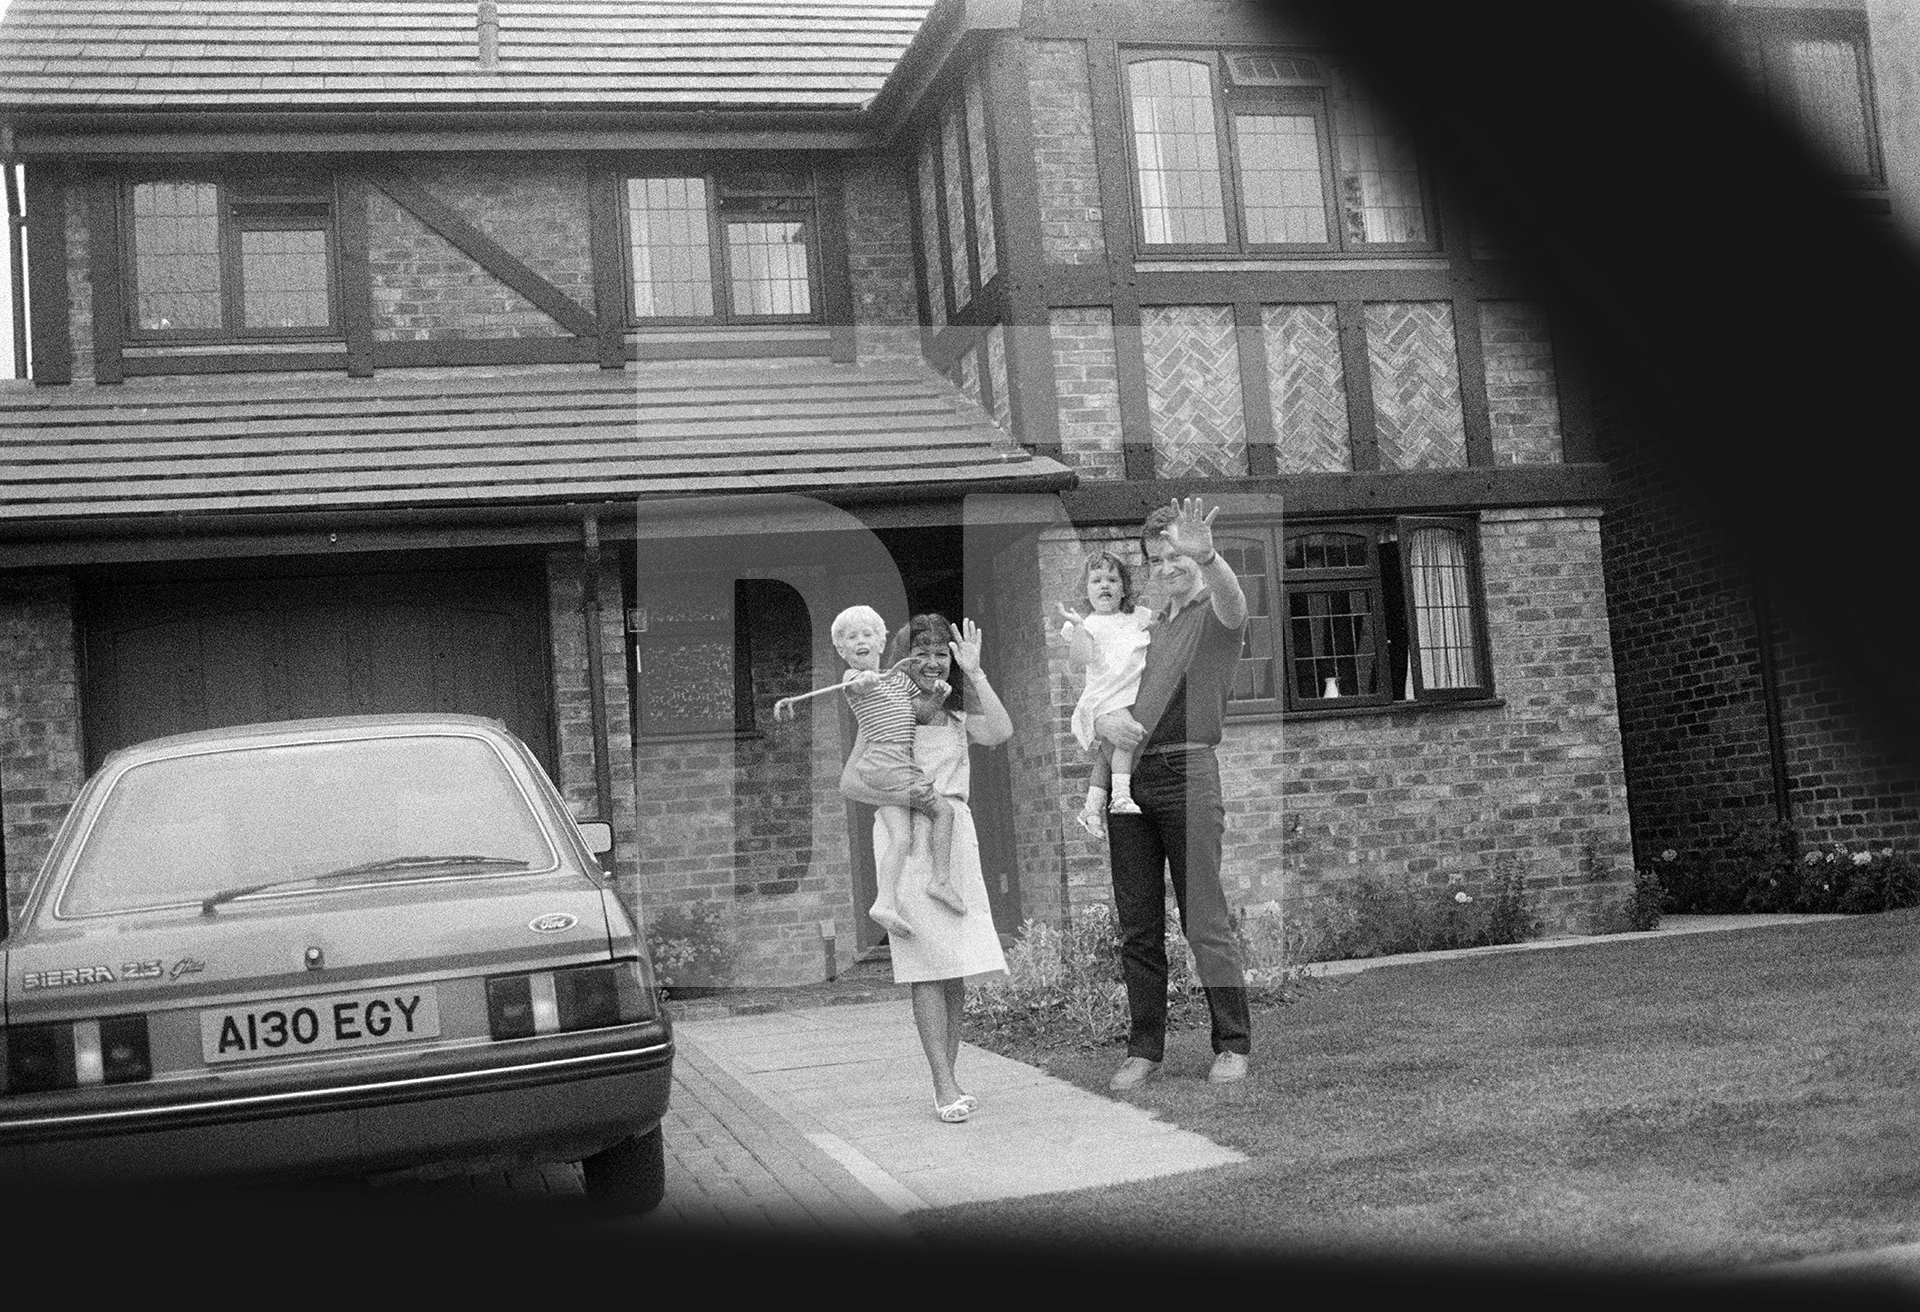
1128, 60, 1229, 245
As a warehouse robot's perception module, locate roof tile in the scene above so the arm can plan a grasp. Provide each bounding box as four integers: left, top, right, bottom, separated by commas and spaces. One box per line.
0, 362, 1066, 524
0, 0, 936, 113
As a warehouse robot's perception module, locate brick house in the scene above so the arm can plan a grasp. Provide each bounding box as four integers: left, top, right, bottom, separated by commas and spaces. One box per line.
1593, 0, 1920, 879
0, 0, 1641, 981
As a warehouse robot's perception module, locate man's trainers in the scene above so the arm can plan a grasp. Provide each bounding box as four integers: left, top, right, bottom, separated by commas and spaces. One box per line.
1108, 1056, 1161, 1092
1208, 1051, 1249, 1084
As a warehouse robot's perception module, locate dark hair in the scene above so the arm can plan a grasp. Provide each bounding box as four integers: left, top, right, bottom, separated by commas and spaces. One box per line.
1141, 504, 1180, 555
885, 612, 962, 711
1081, 550, 1136, 613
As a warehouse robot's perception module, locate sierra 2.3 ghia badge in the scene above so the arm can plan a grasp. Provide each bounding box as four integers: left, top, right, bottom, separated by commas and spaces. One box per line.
528, 912, 577, 933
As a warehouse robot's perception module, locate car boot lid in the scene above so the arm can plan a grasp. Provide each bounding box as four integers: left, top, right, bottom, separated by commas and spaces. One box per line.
5, 873, 613, 1022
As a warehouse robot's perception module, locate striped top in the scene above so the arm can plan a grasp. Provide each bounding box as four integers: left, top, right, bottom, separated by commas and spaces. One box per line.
845, 670, 918, 744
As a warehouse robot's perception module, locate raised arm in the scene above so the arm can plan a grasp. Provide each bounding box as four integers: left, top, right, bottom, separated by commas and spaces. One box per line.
951, 618, 1013, 747
1055, 602, 1095, 669
1162, 496, 1247, 629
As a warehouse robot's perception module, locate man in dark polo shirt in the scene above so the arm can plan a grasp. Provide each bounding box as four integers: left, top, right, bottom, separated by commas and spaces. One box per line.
1094, 496, 1252, 1091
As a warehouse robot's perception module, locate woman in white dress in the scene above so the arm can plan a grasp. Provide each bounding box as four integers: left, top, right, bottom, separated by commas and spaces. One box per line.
840, 613, 1010, 1123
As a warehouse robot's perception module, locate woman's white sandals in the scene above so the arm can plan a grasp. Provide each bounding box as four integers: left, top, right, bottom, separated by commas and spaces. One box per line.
936, 1098, 972, 1123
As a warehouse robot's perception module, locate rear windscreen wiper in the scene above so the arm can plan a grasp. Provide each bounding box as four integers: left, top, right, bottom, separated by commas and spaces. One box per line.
200, 855, 533, 914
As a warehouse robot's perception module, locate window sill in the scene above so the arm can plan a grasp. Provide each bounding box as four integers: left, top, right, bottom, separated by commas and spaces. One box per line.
633, 728, 763, 745
1228, 696, 1506, 725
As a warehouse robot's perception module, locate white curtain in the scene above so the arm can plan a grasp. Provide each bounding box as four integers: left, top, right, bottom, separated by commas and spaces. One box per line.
1128, 60, 1227, 246
1407, 527, 1480, 689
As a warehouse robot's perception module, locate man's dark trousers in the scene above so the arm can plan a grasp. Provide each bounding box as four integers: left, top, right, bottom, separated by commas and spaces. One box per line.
1107, 747, 1250, 1062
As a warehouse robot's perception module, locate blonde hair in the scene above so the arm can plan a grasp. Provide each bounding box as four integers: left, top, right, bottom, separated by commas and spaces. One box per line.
830, 604, 887, 644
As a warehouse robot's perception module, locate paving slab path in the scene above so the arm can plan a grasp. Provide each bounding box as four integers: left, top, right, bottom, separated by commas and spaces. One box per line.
673, 998, 1245, 1214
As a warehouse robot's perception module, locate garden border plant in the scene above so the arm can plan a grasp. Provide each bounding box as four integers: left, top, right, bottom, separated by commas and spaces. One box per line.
964, 901, 1304, 1051
1649, 822, 1920, 915
644, 901, 739, 999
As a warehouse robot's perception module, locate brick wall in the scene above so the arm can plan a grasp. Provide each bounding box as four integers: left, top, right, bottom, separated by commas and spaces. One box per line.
544, 550, 641, 912
1598, 382, 1920, 864
1771, 614, 1920, 848
841, 155, 923, 364
1142, 304, 1249, 478
63, 179, 94, 383
1049, 308, 1126, 480
1027, 39, 1106, 265
627, 585, 860, 987
0, 573, 85, 926
1366, 301, 1467, 470
1480, 301, 1565, 465
998, 511, 1634, 938
366, 159, 595, 342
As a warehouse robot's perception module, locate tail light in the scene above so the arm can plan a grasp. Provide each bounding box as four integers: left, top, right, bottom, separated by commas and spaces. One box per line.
2, 1014, 152, 1095
485, 959, 653, 1040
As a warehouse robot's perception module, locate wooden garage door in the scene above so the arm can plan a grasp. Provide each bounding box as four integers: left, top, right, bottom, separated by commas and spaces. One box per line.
82, 567, 554, 772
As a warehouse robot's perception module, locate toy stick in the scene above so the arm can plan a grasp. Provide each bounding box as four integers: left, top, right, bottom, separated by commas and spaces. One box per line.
772, 683, 846, 721
773, 659, 947, 722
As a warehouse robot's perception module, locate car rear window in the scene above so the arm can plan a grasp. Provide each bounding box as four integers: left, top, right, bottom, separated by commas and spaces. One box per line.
58, 734, 560, 916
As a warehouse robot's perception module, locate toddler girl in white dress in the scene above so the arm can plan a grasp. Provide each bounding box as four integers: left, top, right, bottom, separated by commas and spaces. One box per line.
1056, 550, 1155, 838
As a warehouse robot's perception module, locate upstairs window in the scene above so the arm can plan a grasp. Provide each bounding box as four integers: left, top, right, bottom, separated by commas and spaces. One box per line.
623, 166, 819, 323
1123, 50, 1432, 254
1730, 12, 1882, 185
126, 176, 337, 337
1220, 516, 1491, 715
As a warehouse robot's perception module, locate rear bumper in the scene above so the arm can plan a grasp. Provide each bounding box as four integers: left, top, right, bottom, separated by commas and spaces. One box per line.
1, 1023, 673, 1183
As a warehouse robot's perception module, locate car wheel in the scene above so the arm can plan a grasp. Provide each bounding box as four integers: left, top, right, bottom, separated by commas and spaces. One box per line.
580, 1125, 666, 1214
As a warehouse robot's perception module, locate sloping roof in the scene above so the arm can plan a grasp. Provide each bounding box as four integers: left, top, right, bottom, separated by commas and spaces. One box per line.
0, 362, 1071, 527
0, 0, 935, 113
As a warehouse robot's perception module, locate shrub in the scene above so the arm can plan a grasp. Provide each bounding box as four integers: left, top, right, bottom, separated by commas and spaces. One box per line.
1652, 826, 1920, 916
1288, 859, 1541, 963
1629, 864, 1665, 931
644, 902, 737, 997
965, 901, 1301, 1049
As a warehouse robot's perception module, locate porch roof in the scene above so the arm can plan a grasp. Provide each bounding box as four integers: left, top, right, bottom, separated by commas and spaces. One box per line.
0, 360, 1073, 531
0, 0, 935, 114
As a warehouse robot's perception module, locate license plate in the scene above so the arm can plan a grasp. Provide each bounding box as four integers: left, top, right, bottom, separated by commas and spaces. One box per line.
200, 986, 442, 1064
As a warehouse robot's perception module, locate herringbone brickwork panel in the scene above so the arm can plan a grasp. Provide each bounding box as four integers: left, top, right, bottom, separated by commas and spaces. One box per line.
1480, 300, 1564, 464
1262, 303, 1351, 473
1366, 301, 1467, 470
1142, 304, 1248, 479
1050, 309, 1125, 480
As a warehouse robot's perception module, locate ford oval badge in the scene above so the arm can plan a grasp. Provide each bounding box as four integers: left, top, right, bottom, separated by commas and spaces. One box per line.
529, 912, 577, 934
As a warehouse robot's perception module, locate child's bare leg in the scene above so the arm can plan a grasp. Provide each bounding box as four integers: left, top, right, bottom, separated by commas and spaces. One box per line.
1078, 748, 1112, 836
922, 797, 964, 914
1108, 744, 1141, 815
869, 805, 917, 938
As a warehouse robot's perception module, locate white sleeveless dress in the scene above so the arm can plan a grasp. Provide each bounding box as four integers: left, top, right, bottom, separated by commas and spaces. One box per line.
874, 712, 1009, 984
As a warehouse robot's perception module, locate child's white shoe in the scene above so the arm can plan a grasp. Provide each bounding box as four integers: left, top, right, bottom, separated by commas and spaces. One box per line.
1074, 808, 1105, 838
1109, 796, 1142, 815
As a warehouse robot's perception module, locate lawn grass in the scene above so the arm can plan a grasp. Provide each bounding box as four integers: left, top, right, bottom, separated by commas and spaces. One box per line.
932, 911, 1920, 1274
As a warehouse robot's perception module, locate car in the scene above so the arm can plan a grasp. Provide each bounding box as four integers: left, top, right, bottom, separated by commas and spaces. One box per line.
0, 713, 673, 1211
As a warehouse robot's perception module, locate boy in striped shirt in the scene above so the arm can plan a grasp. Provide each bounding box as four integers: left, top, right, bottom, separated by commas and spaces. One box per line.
832, 605, 962, 937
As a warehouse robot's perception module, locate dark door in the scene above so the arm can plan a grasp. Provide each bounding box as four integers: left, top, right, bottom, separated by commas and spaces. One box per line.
82, 567, 553, 772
